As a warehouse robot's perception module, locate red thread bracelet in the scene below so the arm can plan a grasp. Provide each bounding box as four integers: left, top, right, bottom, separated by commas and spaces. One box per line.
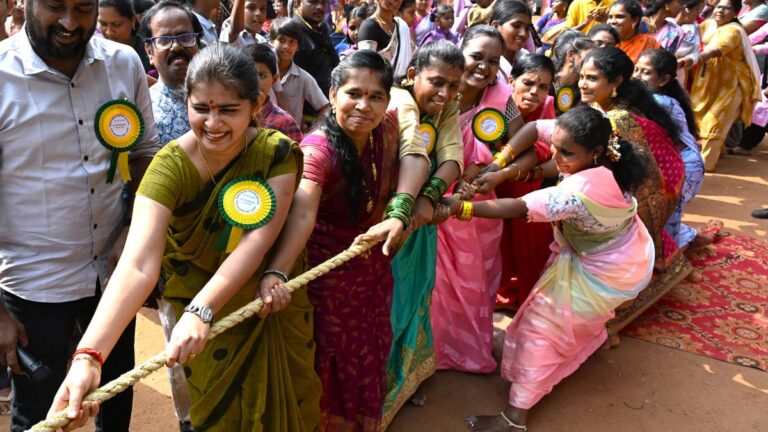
72, 348, 104, 366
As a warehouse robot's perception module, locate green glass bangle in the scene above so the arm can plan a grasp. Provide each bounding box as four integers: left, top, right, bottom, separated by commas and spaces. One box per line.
430, 177, 448, 197
419, 183, 441, 207
386, 192, 415, 229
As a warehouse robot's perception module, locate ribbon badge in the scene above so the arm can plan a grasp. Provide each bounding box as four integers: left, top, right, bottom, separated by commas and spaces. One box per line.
555, 86, 575, 115
418, 122, 438, 155
216, 176, 276, 253
471, 108, 507, 145
94, 99, 145, 183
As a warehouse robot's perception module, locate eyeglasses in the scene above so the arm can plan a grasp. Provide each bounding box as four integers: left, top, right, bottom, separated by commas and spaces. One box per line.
145, 32, 200, 51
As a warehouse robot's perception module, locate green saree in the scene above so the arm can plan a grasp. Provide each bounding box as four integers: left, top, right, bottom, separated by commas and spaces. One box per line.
136, 130, 322, 431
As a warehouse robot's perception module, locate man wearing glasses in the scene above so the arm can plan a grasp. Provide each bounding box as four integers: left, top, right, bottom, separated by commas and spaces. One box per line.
0, 0, 160, 429
142, 1, 203, 147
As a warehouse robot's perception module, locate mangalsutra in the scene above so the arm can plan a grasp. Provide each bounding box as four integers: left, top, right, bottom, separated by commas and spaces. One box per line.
363, 132, 377, 213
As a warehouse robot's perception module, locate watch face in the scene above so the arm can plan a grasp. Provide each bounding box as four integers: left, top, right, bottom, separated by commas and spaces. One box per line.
200, 306, 213, 323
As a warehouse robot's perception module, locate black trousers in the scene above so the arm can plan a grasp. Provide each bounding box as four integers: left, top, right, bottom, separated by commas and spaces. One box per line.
0, 287, 135, 432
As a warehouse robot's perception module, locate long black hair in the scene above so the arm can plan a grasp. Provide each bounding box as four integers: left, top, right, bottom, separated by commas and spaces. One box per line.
557, 106, 650, 193
584, 47, 681, 143
639, 48, 698, 139
324, 50, 394, 219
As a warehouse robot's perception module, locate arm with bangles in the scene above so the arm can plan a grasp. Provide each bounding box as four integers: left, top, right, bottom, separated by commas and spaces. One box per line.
416, 160, 461, 224
472, 122, 540, 192
455, 115, 529, 195
358, 154, 431, 255
48, 173, 297, 427
257, 177, 322, 314
443, 194, 529, 220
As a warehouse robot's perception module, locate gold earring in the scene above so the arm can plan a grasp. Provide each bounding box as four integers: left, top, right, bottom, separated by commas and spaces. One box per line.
611, 87, 617, 98
400, 78, 414, 87
593, 155, 598, 165
456, 92, 463, 101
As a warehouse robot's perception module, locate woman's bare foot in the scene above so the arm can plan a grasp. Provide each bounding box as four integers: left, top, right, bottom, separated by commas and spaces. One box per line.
465, 406, 528, 431
409, 385, 427, 406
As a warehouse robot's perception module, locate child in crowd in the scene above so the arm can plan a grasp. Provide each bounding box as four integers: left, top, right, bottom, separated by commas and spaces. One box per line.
269, 17, 331, 129
244, 44, 304, 143
221, 0, 269, 46
420, 4, 459, 46
335, 4, 369, 55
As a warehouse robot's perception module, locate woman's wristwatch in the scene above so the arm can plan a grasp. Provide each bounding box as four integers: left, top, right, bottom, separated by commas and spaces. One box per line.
184, 304, 214, 324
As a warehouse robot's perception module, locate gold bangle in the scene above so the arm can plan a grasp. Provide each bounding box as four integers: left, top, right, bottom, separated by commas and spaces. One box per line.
502, 145, 517, 161
493, 154, 508, 169
456, 200, 474, 221
509, 162, 521, 181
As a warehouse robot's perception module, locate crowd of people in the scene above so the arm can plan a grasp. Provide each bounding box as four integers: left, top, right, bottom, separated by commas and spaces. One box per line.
0, 0, 764, 430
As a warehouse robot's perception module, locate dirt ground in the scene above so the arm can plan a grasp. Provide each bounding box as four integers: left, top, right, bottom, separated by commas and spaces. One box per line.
4, 146, 767, 431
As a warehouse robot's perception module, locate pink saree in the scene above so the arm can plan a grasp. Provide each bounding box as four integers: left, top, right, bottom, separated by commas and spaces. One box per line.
431, 82, 511, 373
501, 167, 654, 408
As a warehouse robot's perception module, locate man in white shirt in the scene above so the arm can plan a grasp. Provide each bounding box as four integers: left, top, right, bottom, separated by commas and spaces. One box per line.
0, 0, 160, 429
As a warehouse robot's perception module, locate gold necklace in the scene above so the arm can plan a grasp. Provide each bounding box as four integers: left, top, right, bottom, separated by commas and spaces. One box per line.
373, 14, 393, 36
197, 134, 249, 185
364, 132, 377, 213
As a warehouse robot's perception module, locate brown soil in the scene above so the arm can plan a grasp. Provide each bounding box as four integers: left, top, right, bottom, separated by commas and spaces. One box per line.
4, 146, 767, 431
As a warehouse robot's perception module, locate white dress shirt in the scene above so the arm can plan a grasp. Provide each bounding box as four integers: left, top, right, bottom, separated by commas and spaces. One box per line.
0, 31, 160, 302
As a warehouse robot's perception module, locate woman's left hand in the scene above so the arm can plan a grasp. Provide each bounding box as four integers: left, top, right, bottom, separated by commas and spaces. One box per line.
473, 171, 503, 195
354, 218, 405, 256
257, 274, 292, 318
166, 313, 211, 367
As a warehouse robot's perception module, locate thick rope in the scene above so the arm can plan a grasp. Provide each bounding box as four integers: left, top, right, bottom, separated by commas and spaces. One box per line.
30, 240, 376, 431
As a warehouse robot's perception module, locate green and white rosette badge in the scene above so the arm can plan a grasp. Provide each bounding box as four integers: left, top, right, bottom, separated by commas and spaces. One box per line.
555, 85, 575, 115
472, 107, 507, 146
418, 122, 438, 155
216, 176, 276, 253
94, 99, 145, 183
